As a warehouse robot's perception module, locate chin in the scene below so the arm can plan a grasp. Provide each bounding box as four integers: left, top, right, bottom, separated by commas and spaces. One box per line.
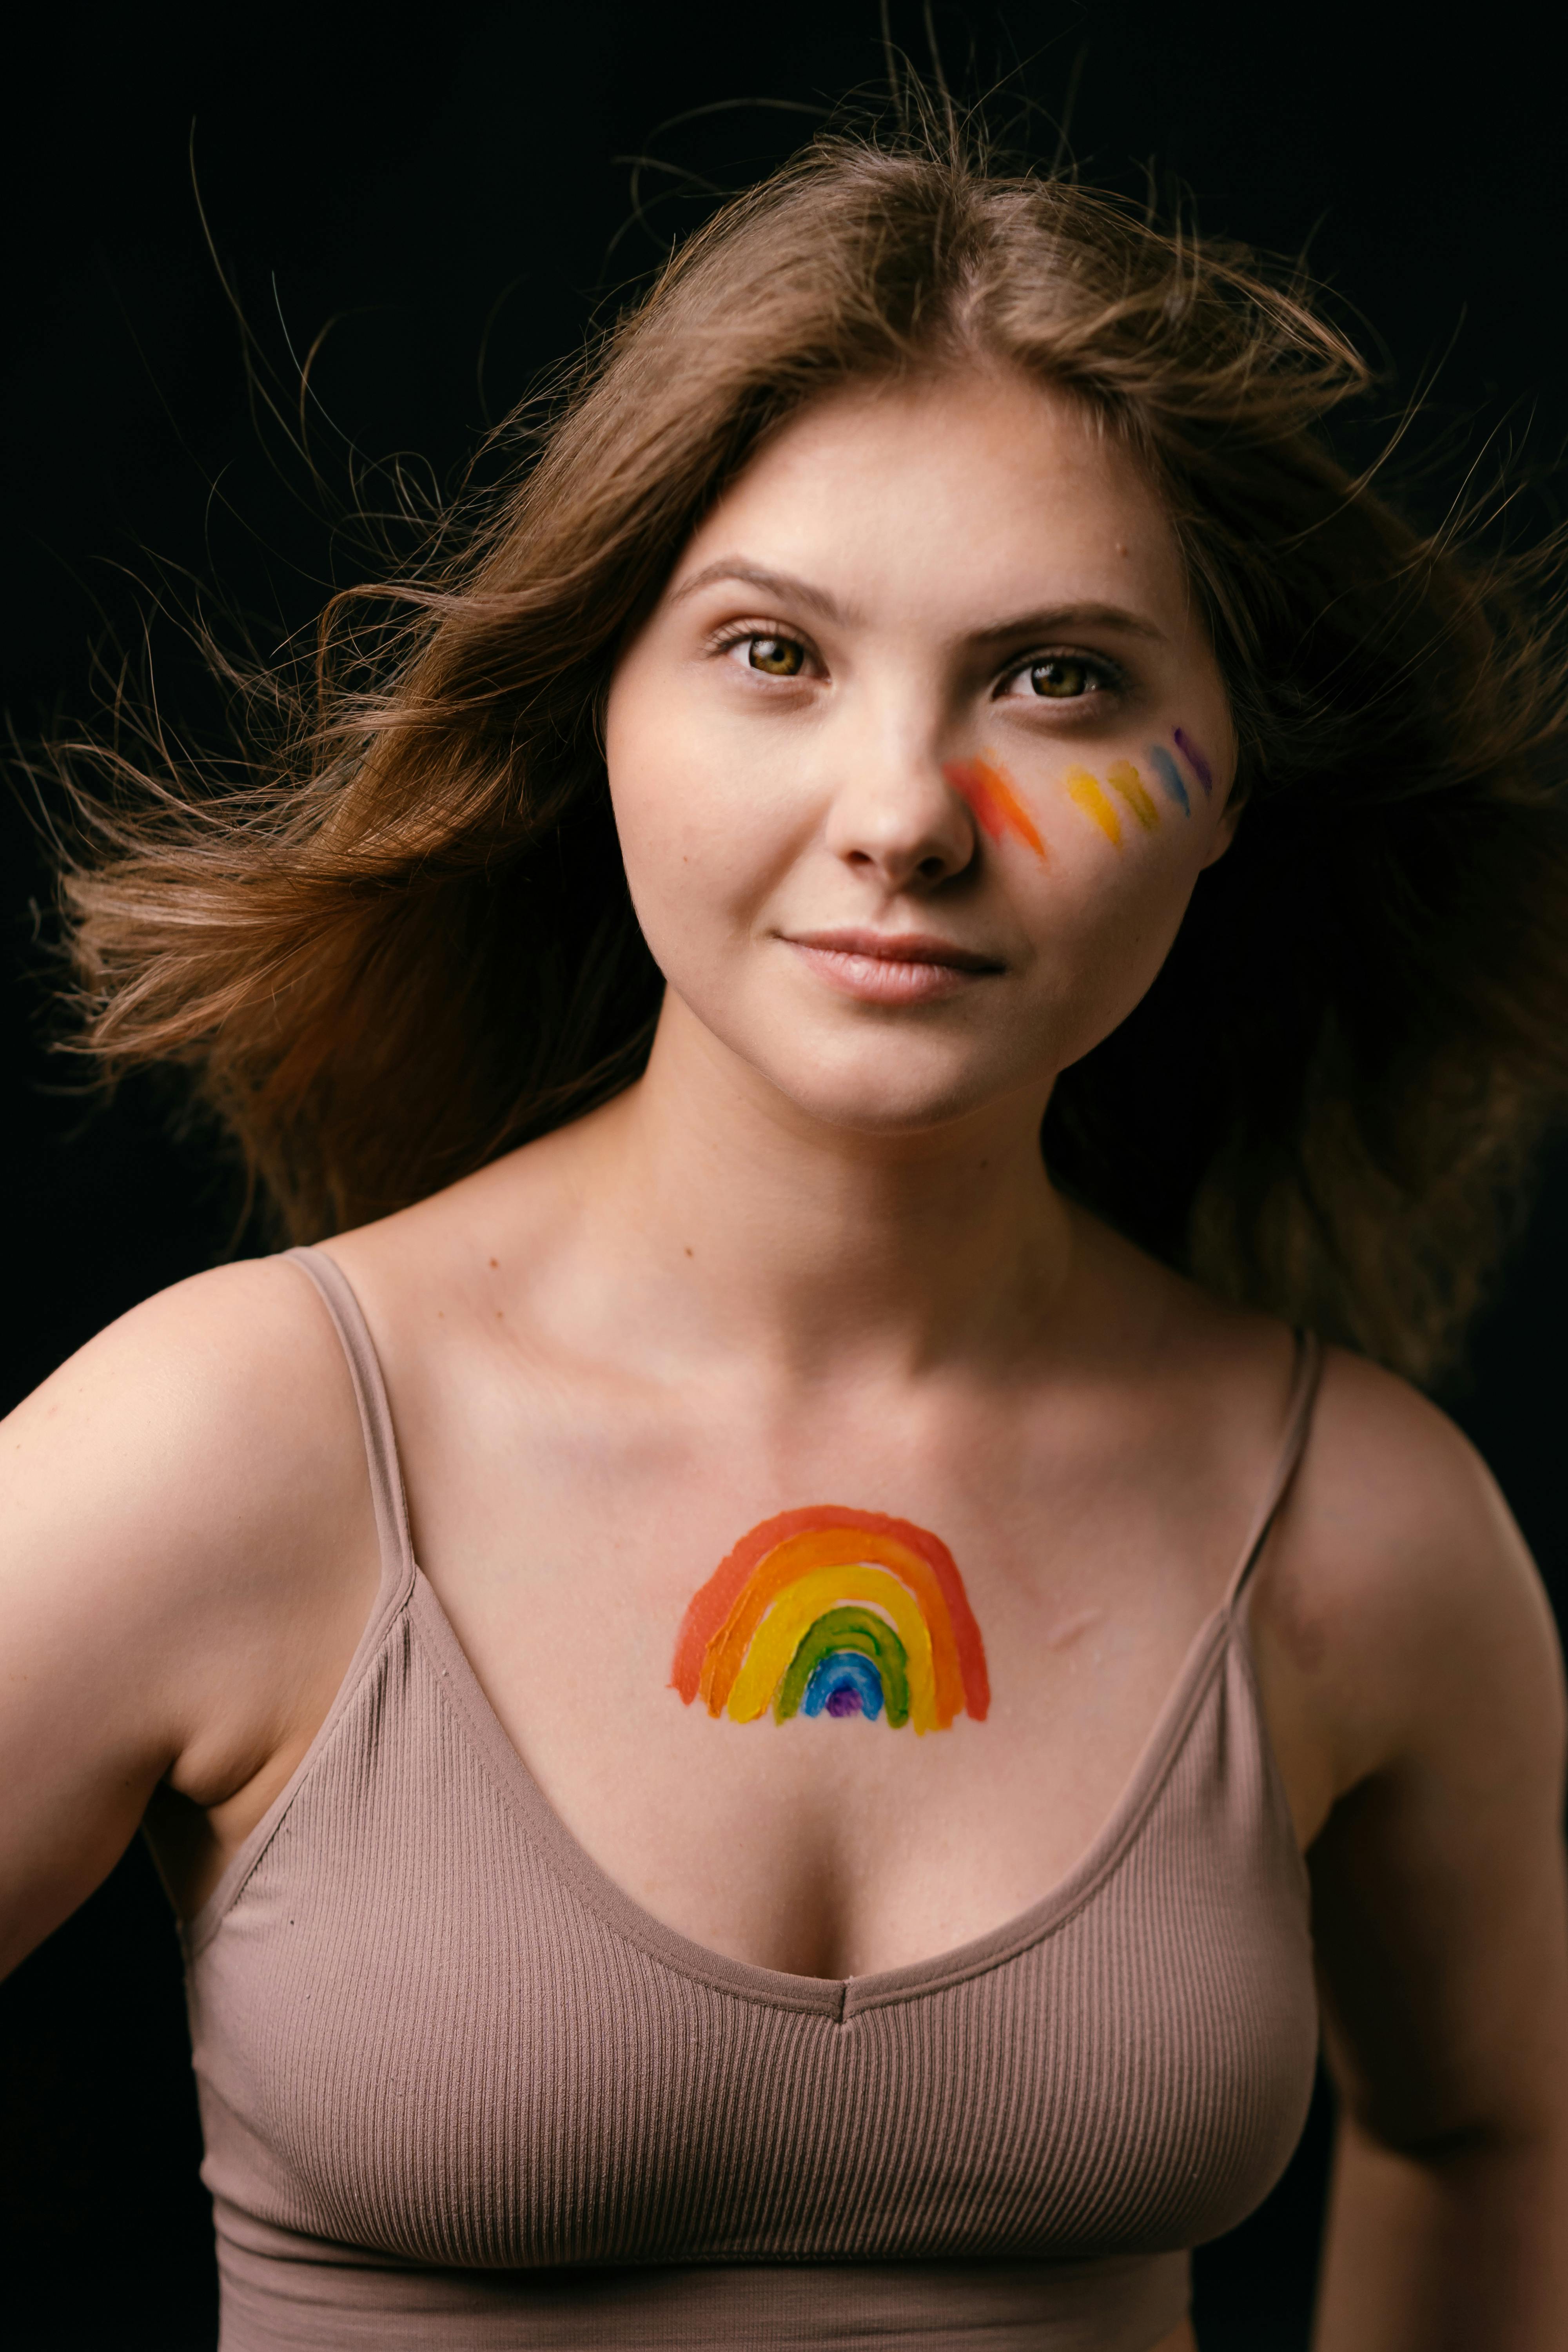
748, 1036, 1038, 1140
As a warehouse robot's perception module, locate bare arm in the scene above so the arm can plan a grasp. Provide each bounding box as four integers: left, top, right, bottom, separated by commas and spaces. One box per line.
0, 1259, 378, 1973
1260, 1356, 1568, 2349
1312, 1655, 1568, 2347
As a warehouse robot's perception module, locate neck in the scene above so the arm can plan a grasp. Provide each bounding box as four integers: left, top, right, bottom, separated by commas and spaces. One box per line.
566, 995, 1073, 1384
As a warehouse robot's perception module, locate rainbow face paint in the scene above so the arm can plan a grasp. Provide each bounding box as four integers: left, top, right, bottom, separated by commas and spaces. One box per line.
1062, 739, 1214, 846
1106, 760, 1159, 833
1063, 765, 1122, 847
943, 756, 1048, 863
1148, 745, 1190, 815
671, 1505, 990, 1733
1172, 728, 1214, 795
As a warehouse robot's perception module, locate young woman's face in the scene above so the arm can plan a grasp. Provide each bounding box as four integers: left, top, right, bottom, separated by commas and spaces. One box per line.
605, 368, 1237, 1138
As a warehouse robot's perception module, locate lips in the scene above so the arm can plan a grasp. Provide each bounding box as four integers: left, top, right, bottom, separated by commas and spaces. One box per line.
783, 927, 1004, 1007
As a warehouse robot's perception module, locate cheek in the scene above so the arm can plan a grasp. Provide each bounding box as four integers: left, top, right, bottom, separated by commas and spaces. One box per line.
610, 658, 835, 909
991, 735, 1223, 909
1047, 727, 1223, 849
1011, 749, 1222, 1041
605, 671, 715, 902
606, 706, 805, 967
613, 768, 792, 921
1040, 832, 1191, 965
1021, 851, 1198, 1071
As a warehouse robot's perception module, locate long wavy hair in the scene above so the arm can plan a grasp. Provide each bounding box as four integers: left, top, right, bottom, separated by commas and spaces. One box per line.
42, 118, 1568, 1382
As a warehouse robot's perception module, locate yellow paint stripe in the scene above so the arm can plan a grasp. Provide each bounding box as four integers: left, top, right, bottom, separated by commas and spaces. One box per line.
1107, 760, 1160, 832
724, 1565, 942, 1732
1064, 765, 1121, 847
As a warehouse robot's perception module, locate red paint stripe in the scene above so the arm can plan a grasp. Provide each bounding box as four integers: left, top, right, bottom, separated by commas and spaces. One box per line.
949, 762, 1009, 843
671, 1504, 989, 1719
943, 757, 1047, 864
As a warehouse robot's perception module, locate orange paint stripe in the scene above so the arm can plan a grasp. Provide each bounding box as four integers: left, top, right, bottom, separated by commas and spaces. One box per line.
943, 757, 1048, 863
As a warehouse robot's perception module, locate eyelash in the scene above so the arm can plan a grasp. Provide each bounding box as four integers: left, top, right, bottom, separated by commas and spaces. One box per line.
710, 622, 818, 673
708, 624, 1127, 703
995, 651, 1125, 703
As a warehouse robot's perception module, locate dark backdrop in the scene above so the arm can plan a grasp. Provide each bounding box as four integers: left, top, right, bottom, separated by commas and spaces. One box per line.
4, 5, 1566, 2346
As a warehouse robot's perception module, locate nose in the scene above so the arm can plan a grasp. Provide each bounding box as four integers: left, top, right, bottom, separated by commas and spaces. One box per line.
822, 742, 976, 894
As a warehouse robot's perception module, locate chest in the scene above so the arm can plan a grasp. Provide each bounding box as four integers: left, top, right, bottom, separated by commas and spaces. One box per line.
386, 1342, 1263, 1980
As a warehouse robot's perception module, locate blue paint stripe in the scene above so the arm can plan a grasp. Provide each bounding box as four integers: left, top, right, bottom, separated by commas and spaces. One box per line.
1149, 744, 1190, 815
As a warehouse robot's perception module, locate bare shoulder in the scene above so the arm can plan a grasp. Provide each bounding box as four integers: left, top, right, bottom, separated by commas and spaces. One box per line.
4, 1254, 367, 1637
0, 1255, 378, 1969
1252, 1344, 1566, 1815
1256, 1354, 1568, 2158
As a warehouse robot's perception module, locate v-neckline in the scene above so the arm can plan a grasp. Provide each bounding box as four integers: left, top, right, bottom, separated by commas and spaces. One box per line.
404, 1559, 1242, 2019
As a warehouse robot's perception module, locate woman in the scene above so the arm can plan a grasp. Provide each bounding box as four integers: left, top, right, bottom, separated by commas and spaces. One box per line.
5, 125, 1568, 2350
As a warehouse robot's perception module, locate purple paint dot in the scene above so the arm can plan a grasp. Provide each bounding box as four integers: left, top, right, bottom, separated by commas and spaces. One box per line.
825, 1686, 863, 1717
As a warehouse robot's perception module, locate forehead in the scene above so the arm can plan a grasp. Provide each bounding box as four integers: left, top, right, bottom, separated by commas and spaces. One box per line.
671, 368, 1188, 627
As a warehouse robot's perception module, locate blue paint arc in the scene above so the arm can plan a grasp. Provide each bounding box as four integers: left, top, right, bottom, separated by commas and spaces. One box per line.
801, 1651, 885, 1720
1149, 745, 1190, 815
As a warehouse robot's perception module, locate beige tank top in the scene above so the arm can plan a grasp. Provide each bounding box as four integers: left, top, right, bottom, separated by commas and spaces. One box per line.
179, 1246, 1321, 2350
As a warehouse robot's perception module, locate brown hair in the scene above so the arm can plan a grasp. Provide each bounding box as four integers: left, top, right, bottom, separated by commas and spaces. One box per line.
45, 119, 1568, 1381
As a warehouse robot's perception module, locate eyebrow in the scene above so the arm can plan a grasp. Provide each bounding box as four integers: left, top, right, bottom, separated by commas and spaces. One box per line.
668, 561, 1166, 646
969, 603, 1166, 648
669, 562, 850, 625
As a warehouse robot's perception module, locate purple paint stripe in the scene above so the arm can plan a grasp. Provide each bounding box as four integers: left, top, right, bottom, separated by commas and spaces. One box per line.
1172, 728, 1213, 795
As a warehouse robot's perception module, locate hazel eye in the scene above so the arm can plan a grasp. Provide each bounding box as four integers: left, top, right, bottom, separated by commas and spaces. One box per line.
746, 635, 806, 677
1024, 655, 1094, 699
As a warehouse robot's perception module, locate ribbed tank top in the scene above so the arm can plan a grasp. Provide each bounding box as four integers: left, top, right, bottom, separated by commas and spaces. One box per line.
179, 1247, 1322, 2351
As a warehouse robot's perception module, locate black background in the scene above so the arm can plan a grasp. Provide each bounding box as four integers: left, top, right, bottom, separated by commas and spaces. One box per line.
4, 5, 1566, 2345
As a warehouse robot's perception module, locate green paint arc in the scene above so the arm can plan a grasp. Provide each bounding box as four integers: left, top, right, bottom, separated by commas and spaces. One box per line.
773, 1606, 912, 1727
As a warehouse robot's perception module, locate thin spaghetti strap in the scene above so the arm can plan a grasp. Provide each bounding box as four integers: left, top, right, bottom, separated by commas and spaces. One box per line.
1223, 1331, 1324, 1612
283, 1245, 416, 1608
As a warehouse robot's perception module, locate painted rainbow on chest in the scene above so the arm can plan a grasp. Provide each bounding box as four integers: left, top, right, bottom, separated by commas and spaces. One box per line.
671, 1506, 990, 1733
